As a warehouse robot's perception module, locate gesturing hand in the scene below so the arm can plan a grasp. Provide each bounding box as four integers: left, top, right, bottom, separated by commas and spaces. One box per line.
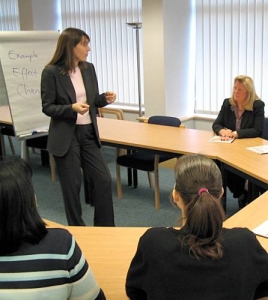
105, 91, 116, 103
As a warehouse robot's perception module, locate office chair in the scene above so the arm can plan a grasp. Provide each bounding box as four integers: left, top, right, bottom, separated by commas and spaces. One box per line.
262, 117, 268, 140
99, 107, 124, 120
237, 117, 268, 208
26, 135, 57, 182
250, 117, 268, 198
0, 125, 16, 159
116, 115, 182, 209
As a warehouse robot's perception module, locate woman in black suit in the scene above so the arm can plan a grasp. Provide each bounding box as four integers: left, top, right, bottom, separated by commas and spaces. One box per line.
41, 27, 116, 226
212, 75, 265, 208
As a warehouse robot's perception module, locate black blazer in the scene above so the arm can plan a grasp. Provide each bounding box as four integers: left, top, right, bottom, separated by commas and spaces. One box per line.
41, 62, 108, 156
212, 98, 265, 138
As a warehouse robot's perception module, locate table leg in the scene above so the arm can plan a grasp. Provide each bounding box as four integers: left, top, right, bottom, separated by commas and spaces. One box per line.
21, 140, 30, 161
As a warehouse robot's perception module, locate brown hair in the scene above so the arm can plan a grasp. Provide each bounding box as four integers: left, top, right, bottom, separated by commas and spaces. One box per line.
229, 75, 260, 110
46, 27, 90, 74
174, 154, 225, 260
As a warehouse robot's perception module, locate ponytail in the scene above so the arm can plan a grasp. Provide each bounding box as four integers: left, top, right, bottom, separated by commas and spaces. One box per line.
174, 154, 225, 260
183, 192, 225, 260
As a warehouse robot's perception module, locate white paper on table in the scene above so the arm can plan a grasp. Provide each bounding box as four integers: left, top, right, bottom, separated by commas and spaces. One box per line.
209, 136, 234, 143
246, 145, 268, 154
252, 220, 268, 238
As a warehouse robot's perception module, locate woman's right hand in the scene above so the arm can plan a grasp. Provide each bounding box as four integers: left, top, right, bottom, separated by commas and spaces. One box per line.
219, 128, 233, 137
72, 103, 90, 115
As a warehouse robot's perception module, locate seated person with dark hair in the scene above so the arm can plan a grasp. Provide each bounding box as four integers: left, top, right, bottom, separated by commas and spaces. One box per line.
126, 154, 268, 300
0, 158, 105, 300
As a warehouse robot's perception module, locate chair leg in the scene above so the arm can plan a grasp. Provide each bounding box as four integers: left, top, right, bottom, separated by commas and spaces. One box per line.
115, 148, 123, 199
127, 168, 132, 186
8, 136, 15, 155
154, 155, 160, 209
133, 169, 138, 187
116, 163, 123, 199
0, 133, 7, 160
49, 154, 57, 182
147, 172, 153, 188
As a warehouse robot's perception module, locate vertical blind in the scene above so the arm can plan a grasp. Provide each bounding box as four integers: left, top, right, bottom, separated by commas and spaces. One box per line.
3, 1, 268, 114
0, 0, 20, 30
195, 0, 268, 114
60, 0, 143, 108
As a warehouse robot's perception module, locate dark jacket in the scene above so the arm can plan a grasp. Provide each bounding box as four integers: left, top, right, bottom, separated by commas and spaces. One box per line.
41, 62, 108, 156
126, 227, 268, 300
212, 98, 265, 138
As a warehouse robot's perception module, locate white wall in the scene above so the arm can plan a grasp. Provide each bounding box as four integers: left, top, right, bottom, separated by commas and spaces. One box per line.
143, 0, 165, 116
143, 0, 194, 118
163, 0, 194, 118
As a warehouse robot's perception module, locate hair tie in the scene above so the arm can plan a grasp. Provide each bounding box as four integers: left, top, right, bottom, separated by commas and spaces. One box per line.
198, 188, 209, 195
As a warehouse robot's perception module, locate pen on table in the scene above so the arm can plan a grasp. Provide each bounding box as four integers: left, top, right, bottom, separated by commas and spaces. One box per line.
32, 130, 48, 135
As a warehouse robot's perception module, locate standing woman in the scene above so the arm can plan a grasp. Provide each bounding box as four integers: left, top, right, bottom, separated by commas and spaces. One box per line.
41, 27, 116, 226
212, 75, 265, 208
126, 154, 268, 300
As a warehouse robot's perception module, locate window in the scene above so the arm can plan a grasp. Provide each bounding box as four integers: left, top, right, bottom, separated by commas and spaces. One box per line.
195, 0, 268, 115
0, 0, 20, 30
60, 0, 143, 109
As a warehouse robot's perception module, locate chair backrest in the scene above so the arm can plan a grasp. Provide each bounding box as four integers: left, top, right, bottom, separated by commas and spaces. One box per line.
99, 107, 124, 120
263, 117, 268, 140
148, 115, 181, 127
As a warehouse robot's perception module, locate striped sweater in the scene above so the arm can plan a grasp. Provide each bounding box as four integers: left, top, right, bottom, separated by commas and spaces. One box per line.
0, 228, 103, 300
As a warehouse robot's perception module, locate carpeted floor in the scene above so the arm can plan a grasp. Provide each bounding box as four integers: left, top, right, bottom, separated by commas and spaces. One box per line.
3, 138, 239, 227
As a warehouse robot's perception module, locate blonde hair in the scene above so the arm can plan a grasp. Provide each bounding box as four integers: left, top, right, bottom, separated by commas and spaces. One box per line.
229, 75, 260, 111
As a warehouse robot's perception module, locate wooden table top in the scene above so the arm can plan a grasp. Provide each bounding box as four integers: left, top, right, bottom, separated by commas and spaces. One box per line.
45, 190, 268, 299
97, 117, 268, 185
0, 105, 12, 125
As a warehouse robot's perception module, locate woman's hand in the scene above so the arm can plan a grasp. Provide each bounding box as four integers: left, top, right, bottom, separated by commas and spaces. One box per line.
72, 103, 90, 115
105, 91, 116, 103
219, 128, 237, 140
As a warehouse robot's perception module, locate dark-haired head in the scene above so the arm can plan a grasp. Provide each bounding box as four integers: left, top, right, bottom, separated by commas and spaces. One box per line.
0, 158, 47, 255
172, 154, 225, 260
47, 27, 90, 73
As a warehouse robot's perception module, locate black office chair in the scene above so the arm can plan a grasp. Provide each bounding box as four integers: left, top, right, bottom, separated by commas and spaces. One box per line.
116, 115, 182, 209
26, 136, 56, 182
251, 117, 268, 197
262, 117, 268, 140
0, 125, 16, 159
243, 117, 268, 206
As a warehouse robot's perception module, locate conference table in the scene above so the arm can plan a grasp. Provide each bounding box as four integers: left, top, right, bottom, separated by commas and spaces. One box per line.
0, 105, 12, 159
45, 191, 268, 300
0, 105, 11, 125
97, 117, 268, 191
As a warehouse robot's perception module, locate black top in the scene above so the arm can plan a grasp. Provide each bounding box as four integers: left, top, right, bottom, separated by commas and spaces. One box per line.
212, 98, 265, 138
126, 227, 268, 300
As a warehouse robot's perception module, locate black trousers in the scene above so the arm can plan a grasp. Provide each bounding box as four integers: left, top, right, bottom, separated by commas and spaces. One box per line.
215, 160, 245, 199
54, 124, 115, 226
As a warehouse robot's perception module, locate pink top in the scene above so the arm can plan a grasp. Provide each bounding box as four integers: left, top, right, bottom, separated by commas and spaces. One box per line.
69, 67, 91, 125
